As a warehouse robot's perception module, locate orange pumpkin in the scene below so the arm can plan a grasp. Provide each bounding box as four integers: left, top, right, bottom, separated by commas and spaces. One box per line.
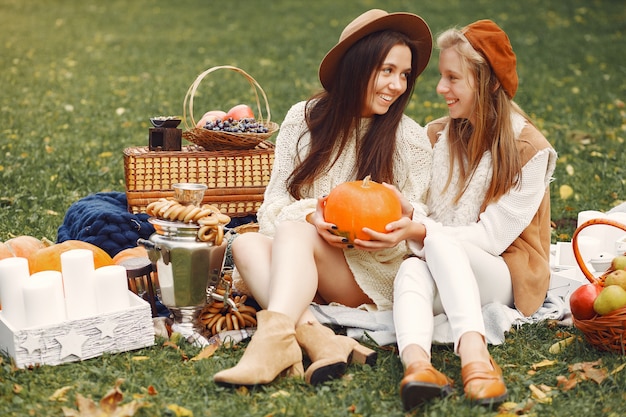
112, 246, 149, 265
0, 236, 46, 260
28, 240, 114, 274
324, 175, 402, 242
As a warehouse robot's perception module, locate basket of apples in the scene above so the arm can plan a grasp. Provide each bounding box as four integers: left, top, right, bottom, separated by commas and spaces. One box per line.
570, 218, 626, 353
182, 65, 279, 151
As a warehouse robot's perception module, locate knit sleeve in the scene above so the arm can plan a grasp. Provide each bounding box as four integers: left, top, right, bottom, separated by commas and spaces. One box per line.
424, 147, 556, 255
394, 115, 432, 218
257, 102, 316, 236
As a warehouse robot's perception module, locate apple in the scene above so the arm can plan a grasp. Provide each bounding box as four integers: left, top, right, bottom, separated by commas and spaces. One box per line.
225, 104, 254, 121
593, 285, 626, 315
611, 255, 626, 271
569, 283, 602, 320
196, 110, 227, 128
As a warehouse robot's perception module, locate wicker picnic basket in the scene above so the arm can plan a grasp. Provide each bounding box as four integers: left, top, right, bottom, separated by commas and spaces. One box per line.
123, 141, 274, 217
571, 218, 626, 354
182, 65, 279, 151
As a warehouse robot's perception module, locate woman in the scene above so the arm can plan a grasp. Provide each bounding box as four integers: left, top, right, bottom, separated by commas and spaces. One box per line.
386, 20, 557, 410
213, 9, 433, 386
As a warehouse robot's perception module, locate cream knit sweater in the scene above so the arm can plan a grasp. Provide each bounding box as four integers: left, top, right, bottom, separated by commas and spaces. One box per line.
257, 101, 433, 310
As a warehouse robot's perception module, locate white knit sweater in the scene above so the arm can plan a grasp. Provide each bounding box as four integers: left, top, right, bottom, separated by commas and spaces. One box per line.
410, 112, 557, 257
257, 101, 433, 310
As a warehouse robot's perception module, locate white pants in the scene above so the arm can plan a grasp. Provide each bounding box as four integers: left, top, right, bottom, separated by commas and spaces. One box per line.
393, 232, 513, 357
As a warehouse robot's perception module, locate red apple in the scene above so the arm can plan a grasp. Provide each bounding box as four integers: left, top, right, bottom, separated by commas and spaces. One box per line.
225, 104, 254, 121
196, 110, 227, 128
570, 283, 603, 320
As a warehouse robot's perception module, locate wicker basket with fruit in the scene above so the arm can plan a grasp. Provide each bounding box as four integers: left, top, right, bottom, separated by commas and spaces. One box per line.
571, 218, 626, 354
182, 65, 279, 151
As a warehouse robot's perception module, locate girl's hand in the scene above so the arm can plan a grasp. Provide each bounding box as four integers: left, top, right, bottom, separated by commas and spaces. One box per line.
353, 184, 426, 251
354, 216, 416, 251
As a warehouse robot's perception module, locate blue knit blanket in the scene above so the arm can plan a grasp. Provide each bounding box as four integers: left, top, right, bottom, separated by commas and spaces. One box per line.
57, 192, 154, 258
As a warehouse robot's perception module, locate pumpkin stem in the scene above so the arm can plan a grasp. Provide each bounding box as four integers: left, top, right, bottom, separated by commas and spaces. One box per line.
41, 237, 55, 247
362, 175, 372, 188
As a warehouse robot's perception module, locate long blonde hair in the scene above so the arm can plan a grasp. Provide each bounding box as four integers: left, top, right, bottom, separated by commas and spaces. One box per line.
437, 28, 528, 212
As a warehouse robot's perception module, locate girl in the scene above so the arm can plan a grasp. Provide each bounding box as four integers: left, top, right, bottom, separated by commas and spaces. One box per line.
213, 9, 433, 386
386, 20, 557, 410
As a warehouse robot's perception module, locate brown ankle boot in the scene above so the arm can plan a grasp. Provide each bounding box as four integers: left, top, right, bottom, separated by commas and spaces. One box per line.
295, 321, 377, 385
213, 310, 304, 386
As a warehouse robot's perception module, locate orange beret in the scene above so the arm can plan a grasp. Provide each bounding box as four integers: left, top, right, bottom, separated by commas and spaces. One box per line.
463, 20, 518, 98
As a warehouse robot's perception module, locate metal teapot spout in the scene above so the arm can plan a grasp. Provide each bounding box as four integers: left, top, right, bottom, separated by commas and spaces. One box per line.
137, 238, 170, 265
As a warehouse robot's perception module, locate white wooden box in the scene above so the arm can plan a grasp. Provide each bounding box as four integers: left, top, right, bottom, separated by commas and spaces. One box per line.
0, 291, 154, 368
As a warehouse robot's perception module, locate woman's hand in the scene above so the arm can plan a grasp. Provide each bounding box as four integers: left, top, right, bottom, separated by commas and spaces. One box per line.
307, 196, 352, 248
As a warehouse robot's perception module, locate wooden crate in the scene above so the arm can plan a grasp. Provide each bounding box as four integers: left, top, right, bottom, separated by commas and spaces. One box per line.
0, 292, 154, 368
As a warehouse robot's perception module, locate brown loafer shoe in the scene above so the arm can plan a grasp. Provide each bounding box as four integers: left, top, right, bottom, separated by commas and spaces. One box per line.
400, 362, 453, 411
461, 356, 508, 406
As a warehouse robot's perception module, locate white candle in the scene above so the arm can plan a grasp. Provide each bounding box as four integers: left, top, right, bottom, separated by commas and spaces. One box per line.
23, 271, 66, 327
577, 210, 606, 227
60, 249, 98, 320
0, 257, 29, 329
94, 265, 130, 314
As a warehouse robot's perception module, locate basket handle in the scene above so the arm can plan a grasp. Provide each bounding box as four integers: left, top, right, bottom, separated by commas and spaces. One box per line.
182, 65, 272, 131
571, 218, 626, 284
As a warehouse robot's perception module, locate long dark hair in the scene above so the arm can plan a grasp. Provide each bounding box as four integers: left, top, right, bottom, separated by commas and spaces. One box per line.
287, 30, 424, 199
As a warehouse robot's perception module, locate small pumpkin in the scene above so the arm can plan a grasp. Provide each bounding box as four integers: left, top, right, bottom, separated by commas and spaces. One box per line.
28, 240, 115, 274
0, 236, 46, 260
112, 246, 149, 265
324, 175, 402, 242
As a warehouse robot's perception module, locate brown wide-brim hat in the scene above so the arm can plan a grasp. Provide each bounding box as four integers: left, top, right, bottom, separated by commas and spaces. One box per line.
319, 9, 432, 91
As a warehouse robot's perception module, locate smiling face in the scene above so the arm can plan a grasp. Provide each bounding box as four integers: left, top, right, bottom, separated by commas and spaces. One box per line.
436, 47, 477, 123
361, 44, 412, 118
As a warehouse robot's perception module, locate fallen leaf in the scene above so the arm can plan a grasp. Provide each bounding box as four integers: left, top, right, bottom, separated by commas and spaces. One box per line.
270, 390, 290, 398
549, 336, 576, 354
532, 359, 557, 370
190, 344, 218, 361
529, 384, 552, 404
132, 356, 150, 361
49, 386, 73, 402
166, 404, 193, 417
100, 378, 125, 413
559, 184, 574, 200
610, 362, 626, 376
61, 379, 147, 417
570, 360, 608, 384
556, 374, 578, 391
13, 383, 23, 394
147, 385, 158, 396
497, 399, 536, 415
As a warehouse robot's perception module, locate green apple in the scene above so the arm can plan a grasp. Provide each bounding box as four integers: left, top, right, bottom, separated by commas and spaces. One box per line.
593, 285, 626, 315
604, 269, 626, 291
611, 255, 626, 271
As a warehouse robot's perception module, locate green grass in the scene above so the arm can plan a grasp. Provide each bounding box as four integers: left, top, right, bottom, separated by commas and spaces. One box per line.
1, 0, 625, 416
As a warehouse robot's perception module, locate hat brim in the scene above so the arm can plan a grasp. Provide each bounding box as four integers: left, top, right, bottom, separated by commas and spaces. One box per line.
319, 13, 432, 90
